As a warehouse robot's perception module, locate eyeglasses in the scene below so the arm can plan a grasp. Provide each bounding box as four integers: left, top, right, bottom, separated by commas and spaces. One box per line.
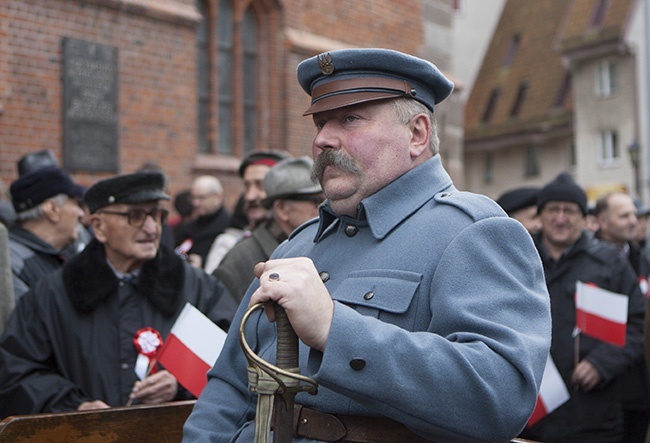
543, 205, 582, 217
98, 208, 169, 227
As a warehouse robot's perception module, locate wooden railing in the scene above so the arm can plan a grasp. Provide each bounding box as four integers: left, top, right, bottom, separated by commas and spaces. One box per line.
0, 400, 195, 442
0, 400, 540, 442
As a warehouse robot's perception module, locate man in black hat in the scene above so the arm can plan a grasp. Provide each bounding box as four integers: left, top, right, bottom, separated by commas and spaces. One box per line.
0, 171, 237, 416
185, 48, 551, 443
213, 156, 324, 302
8, 165, 86, 300
496, 186, 541, 234
15, 149, 94, 256
520, 172, 645, 442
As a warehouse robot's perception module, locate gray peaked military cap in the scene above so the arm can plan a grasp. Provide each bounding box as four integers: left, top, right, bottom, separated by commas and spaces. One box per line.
297, 48, 454, 115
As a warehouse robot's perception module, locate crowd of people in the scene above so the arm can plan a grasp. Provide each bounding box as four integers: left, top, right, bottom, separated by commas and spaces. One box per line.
0, 47, 647, 442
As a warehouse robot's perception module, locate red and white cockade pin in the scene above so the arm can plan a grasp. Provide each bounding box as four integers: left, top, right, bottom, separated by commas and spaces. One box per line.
133, 327, 163, 380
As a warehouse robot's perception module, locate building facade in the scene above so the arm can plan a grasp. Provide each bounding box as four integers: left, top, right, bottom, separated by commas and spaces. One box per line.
0, 0, 460, 209
464, 0, 647, 205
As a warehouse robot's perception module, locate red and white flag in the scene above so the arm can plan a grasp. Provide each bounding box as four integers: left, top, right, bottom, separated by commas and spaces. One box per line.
528, 355, 570, 427
157, 302, 227, 397
575, 281, 628, 347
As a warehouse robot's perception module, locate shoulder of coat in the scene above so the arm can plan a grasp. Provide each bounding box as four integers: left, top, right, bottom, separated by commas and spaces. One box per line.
433, 190, 506, 222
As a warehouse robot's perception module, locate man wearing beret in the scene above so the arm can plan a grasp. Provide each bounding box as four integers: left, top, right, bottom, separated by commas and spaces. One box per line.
184, 48, 551, 442
8, 165, 86, 300
519, 173, 645, 442
213, 156, 324, 302
496, 186, 541, 234
0, 171, 238, 416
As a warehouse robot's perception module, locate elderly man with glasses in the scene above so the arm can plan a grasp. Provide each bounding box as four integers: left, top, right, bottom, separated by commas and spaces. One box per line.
0, 171, 237, 417
520, 172, 645, 442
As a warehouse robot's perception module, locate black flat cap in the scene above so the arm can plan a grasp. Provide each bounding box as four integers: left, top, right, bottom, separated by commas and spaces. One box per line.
11, 166, 86, 212
496, 187, 541, 215
84, 171, 170, 214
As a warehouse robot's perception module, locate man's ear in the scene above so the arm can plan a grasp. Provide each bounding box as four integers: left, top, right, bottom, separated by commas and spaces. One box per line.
409, 114, 431, 158
90, 215, 107, 243
41, 199, 61, 223
273, 200, 290, 223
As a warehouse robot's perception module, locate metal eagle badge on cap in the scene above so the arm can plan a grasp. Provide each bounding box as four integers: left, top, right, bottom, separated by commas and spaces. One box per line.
318, 52, 334, 75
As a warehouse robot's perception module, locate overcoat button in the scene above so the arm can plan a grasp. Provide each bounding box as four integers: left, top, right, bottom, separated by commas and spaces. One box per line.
121, 362, 129, 370
349, 358, 366, 370
319, 271, 330, 282
363, 291, 374, 300
344, 225, 358, 237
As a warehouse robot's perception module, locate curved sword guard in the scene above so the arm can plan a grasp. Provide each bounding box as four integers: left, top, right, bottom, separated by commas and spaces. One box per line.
240, 302, 318, 443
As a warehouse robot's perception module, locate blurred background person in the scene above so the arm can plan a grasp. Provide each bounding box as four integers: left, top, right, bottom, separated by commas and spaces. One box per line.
16, 150, 91, 255
8, 166, 85, 301
594, 191, 650, 443
0, 223, 14, 335
203, 151, 288, 274
496, 186, 541, 234
521, 173, 645, 442
213, 156, 323, 302
174, 175, 229, 268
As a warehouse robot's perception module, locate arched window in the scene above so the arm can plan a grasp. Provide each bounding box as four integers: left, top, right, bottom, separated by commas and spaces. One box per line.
217, 0, 234, 154
197, 0, 212, 153
242, 7, 258, 154
196, 0, 266, 156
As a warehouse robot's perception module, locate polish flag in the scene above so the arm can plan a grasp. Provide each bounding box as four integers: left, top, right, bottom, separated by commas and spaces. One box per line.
527, 356, 570, 427
157, 302, 227, 397
575, 281, 628, 347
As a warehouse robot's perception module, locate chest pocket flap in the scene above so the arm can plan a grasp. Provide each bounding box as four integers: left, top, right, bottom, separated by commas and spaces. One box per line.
332, 269, 421, 314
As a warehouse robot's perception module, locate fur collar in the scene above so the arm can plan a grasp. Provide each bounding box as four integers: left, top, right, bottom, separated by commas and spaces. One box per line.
63, 239, 185, 316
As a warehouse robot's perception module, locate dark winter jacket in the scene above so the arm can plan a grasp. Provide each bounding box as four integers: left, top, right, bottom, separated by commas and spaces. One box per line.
212, 219, 286, 303
8, 226, 67, 301
174, 206, 230, 263
521, 232, 645, 442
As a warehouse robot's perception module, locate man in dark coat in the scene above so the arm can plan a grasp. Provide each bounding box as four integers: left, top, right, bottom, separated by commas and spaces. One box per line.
8, 165, 86, 300
174, 175, 230, 266
594, 191, 650, 443
0, 171, 237, 417
521, 173, 645, 443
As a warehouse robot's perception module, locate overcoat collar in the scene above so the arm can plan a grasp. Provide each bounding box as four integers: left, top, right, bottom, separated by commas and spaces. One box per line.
62, 239, 185, 316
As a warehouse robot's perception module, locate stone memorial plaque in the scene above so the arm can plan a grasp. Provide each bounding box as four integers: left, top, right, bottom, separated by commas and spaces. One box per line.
62, 37, 118, 172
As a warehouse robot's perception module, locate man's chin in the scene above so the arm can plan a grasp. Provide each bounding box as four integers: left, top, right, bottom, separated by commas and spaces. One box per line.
136, 243, 159, 257
247, 209, 268, 226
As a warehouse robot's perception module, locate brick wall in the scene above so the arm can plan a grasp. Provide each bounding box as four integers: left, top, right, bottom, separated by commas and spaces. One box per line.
0, 0, 429, 211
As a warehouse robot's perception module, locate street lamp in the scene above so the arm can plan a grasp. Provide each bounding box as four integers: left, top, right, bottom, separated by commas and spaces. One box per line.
628, 141, 641, 196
